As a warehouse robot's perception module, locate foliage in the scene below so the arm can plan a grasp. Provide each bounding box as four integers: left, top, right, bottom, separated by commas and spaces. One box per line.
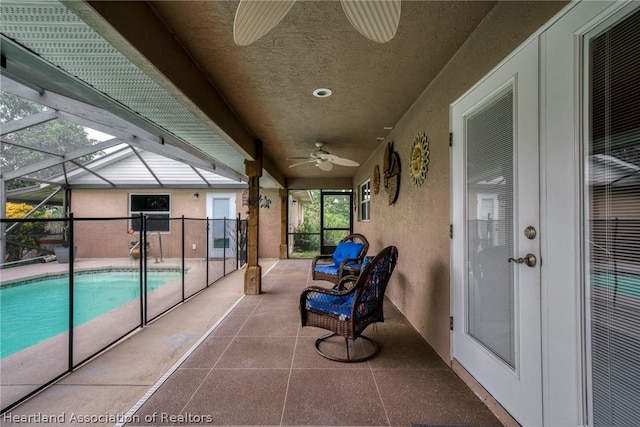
4, 202, 50, 262
291, 191, 352, 254
292, 220, 320, 254
0, 92, 100, 190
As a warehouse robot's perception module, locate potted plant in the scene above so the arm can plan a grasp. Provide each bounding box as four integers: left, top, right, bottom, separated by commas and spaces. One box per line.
54, 228, 77, 263
128, 228, 150, 259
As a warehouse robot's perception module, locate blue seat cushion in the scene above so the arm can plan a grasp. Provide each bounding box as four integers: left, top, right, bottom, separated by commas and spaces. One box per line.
332, 241, 364, 265
314, 264, 340, 276
306, 294, 354, 318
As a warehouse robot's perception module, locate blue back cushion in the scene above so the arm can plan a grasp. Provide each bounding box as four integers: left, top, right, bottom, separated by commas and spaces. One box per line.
332, 241, 364, 265
361, 255, 374, 272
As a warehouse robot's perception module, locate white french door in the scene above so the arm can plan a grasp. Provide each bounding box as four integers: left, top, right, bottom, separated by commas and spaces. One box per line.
206, 192, 237, 259
451, 38, 542, 425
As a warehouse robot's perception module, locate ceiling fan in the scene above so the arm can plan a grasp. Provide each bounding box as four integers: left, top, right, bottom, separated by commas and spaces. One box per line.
233, 0, 401, 46
288, 142, 360, 171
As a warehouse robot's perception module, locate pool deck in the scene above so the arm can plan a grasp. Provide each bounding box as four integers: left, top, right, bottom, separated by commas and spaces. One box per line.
2, 259, 507, 427
1, 258, 276, 426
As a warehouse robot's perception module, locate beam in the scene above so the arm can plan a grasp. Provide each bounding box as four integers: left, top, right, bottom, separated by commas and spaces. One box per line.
244, 140, 263, 295
0, 111, 57, 136
2, 138, 122, 181
1, 74, 244, 181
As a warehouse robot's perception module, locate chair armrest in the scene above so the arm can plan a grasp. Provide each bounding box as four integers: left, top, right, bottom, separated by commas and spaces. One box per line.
338, 257, 358, 267
301, 285, 347, 298
337, 275, 359, 291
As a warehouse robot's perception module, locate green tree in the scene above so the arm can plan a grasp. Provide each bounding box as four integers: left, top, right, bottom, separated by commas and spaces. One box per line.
4, 202, 50, 262
322, 194, 351, 245
0, 92, 99, 190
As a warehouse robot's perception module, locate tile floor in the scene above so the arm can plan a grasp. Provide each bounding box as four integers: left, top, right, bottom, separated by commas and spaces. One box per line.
126, 259, 502, 427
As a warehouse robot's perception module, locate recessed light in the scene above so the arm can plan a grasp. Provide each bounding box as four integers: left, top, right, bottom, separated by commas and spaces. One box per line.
313, 88, 333, 98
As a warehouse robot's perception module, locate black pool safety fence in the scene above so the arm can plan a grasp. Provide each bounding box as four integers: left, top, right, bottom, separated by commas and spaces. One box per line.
0, 214, 248, 413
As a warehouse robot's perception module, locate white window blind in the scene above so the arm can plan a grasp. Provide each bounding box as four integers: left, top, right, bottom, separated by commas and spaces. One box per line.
586, 8, 640, 427
466, 87, 515, 367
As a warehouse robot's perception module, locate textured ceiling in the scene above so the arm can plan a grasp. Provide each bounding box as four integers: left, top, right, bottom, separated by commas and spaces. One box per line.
145, 0, 497, 180
1, 0, 499, 187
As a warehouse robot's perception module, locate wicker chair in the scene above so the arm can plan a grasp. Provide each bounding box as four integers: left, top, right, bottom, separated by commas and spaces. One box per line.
311, 233, 369, 285
300, 245, 398, 362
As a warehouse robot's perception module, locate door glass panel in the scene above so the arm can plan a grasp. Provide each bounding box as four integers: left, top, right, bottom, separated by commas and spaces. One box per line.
288, 190, 320, 258
586, 8, 640, 426
321, 192, 352, 253
213, 198, 229, 249
466, 87, 516, 367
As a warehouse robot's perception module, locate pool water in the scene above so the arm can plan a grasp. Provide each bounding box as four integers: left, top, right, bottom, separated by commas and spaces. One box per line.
0, 270, 181, 358
591, 272, 640, 298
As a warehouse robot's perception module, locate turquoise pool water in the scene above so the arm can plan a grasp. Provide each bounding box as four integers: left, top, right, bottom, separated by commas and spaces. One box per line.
0, 270, 181, 358
591, 272, 640, 298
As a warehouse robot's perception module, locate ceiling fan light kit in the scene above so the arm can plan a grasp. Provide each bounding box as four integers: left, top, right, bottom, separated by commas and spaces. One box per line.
234, 0, 401, 46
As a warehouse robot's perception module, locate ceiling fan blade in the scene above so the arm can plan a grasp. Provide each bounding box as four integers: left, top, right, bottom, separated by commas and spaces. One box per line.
340, 0, 401, 44
288, 159, 314, 168
316, 160, 334, 171
234, 0, 296, 46
324, 154, 360, 167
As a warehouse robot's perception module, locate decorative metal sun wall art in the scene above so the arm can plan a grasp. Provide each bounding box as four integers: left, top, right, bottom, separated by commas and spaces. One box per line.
409, 132, 430, 187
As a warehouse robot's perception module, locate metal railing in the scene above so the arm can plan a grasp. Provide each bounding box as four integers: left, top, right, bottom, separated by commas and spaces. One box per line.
0, 214, 247, 413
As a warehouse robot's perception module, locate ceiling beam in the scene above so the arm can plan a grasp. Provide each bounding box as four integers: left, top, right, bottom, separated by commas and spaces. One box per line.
0, 69, 244, 183
1, 75, 244, 181
0, 111, 57, 136
2, 138, 122, 180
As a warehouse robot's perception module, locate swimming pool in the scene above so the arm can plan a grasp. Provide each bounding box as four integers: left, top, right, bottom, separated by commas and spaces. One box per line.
0, 269, 182, 358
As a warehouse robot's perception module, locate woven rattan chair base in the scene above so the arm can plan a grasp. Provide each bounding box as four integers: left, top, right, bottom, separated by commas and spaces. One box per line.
314, 332, 379, 363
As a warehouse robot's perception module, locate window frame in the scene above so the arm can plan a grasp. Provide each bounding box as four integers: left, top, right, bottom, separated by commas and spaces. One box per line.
358, 179, 371, 222
128, 193, 172, 233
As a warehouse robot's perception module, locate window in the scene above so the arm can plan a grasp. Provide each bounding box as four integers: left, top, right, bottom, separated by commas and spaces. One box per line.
129, 194, 171, 232
359, 179, 371, 222
584, 9, 640, 426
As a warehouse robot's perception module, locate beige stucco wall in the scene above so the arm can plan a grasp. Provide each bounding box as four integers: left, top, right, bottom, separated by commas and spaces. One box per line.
353, 1, 568, 362
70, 188, 281, 259
253, 188, 282, 259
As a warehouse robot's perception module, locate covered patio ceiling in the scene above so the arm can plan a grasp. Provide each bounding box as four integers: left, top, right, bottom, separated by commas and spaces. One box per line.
1, 0, 500, 190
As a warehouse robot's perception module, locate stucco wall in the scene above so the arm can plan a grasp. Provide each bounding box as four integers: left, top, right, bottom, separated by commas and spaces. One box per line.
256, 188, 282, 259
70, 187, 281, 259
353, 1, 568, 362
70, 188, 284, 258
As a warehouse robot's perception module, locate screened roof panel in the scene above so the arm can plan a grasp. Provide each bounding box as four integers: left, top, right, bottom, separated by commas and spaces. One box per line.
1, 0, 248, 179
1, 144, 51, 172
21, 163, 68, 183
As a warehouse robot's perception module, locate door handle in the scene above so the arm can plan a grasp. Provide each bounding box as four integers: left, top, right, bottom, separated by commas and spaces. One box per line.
508, 254, 537, 267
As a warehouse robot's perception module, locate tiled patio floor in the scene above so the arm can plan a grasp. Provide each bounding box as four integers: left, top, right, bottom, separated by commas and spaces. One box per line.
125, 259, 502, 427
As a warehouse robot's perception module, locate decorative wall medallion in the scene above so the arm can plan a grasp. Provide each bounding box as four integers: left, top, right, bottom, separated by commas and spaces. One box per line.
383, 141, 401, 205
372, 164, 380, 195
409, 132, 430, 186
387, 173, 399, 205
